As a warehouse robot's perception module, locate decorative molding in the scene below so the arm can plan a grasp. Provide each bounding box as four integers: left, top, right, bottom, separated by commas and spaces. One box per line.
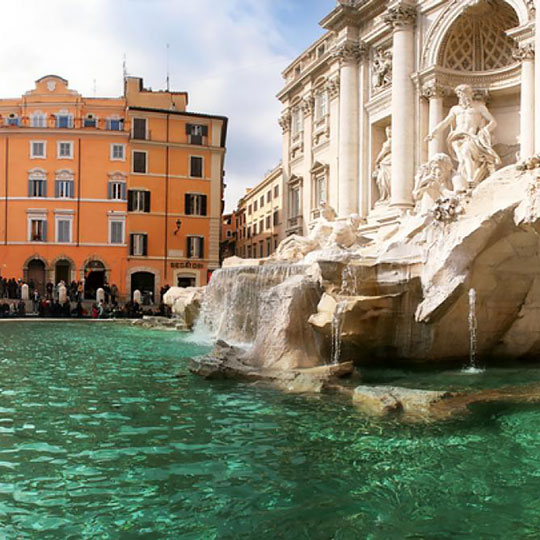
513, 43, 535, 61
420, 81, 450, 100
278, 111, 291, 133
326, 76, 341, 99
383, 4, 417, 30
526, 0, 535, 18
301, 94, 315, 115
331, 40, 367, 65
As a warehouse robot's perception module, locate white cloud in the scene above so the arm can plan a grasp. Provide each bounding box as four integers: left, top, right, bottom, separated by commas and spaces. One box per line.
0, 0, 300, 211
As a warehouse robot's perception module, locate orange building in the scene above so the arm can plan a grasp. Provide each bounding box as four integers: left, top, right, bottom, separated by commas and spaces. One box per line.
0, 75, 227, 301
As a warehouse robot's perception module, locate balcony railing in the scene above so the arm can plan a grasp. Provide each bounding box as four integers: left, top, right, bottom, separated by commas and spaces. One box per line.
1, 116, 129, 132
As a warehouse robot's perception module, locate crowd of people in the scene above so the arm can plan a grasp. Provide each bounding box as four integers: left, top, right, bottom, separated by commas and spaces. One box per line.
0, 276, 171, 319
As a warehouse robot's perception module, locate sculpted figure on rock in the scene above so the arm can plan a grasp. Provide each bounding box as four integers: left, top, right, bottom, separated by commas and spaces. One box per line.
413, 153, 453, 214
373, 126, 392, 203
426, 84, 501, 191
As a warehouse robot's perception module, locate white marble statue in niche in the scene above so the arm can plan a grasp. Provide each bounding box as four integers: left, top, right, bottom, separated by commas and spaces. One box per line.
413, 153, 453, 214
373, 126, 392, 203
426, 84, 501, 191
372, 48, 392, 90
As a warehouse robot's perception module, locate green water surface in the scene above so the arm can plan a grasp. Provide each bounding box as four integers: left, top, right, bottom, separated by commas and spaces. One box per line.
1, 322, 540, 538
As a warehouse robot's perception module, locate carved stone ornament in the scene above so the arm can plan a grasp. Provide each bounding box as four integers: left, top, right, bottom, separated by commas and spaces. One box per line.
326, 76, 341, 99
383, 4, 417, 29
513, 43, 535, 62
527, 0, 535, 18
421, 82, 449, 100
433, 197, 462, 223
301, 94, 315, 115
332, 41, 367, 65
278, 112, 291, 133
372, 48, 393, 90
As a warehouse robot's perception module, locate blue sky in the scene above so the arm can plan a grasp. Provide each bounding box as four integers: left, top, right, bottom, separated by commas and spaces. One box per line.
0, 0, 334, 211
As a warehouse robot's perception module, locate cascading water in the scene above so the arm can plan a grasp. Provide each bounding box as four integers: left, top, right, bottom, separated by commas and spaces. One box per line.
331, 301, 346, 364
340, 265, 358, 295
463, 287, 484, 374
191, 264, 306, 347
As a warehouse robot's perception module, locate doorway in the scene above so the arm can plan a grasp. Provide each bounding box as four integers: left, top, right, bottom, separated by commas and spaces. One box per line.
131, 271, 155, 305
177, 276, 196, 288
27, 259, 46, 295
55, 259, 71, 285
84, 261, 105, 300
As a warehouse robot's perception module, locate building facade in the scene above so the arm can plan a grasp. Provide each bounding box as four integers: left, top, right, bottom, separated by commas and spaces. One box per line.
277, 0, 536, 235
0, 75, 227, 300
234, 165, 284, 259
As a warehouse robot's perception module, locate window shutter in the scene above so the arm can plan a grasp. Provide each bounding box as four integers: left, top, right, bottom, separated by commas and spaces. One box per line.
202, 125, 208, 137
55, 180, 60, 198
187, 237, 192, 258
199, 237, 205, 259
43, 180, 47, 197
121, 183, 127, 201
144, 191, 151, 213
143, 234, 148, 256
28, 179, 32, 196
185, 123, 193, 135
69, 180, 74, 198
127, 190, 134, 211
108, 182, 113, 200
42, 220, 48, 242
201, 195, 207, 216
129, 233, 134, 255
185, 193, 192, 215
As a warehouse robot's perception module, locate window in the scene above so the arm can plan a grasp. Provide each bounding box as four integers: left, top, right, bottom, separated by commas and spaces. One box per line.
260, 195, 264, 208
30, 219, 47, 242
226, 230, 232, 238
56, 113, 73, 128
247, 226, 251, 238
132, 151, 147, 173
313, 174, 327, 207
292, 108, 303, 135
31, 113, 46, 128
267, 191, 271, 203
253, 200, 258, 212
187, 236, 204, 259
132, 118, 147, 140
266, 216, 271, 229
30, 141, 46, 158
247, 245, 252, 258
109, 220, 124, 244
55, 179, 74, 198
184, 193, 207, 216
28, 178, 47, 197
56, 219, 72, 243
84, 114, 97, 128
6, 114, 19, 127
273, 210, 279, 226
109, 181, 126, 200
130, 233, 148, 256
259, 241, 264, 258
190, 156, 203, 178
57, 141, 73, 159
107, 117, 123, 131
274, 185, 279, 197
248, 205, 252, 215
110, 144, 125, 161
274, 235, 279, 249
186, 123, 208, 145
128, 190, 150, 212
266, 237, 271, 256
315, 90, 328, 121
259, 219, 264, 233
290, 187, 300, 217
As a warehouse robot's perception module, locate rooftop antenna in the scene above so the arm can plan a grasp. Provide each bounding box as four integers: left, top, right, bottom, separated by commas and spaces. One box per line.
166, 43, 170, 91
122, 53, 128, 80
93, 78, 97, 97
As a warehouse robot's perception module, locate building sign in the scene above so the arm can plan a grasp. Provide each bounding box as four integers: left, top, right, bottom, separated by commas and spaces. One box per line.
171, 261, 204, 269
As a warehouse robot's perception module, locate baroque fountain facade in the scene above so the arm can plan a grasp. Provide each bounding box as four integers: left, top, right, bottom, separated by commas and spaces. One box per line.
166, 1, 540, 404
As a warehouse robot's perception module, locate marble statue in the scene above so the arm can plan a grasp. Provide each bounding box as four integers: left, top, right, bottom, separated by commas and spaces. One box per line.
372, 48, 392, 90
413, 153, 454, 214
426, 84, 501, 191
373, 127, 392, 202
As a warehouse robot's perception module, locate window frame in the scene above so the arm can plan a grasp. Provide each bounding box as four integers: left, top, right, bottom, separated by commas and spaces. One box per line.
108, 218, 125, 245
132, 150, 148, 174
57, 141, 74, 159
55, 216, 73, 243
132, 117, 147, 140
30, 140, 46, 159
110, 143, 126, 161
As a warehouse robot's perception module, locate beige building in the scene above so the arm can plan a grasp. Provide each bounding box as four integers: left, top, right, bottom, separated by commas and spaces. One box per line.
277, 0, 536, 235
235, 165, 284, 259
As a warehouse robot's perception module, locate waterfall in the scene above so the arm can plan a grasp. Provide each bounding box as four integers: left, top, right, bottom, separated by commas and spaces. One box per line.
463, 288, 483, 373
340, 265, 358, 295
190, 264, 306, 347
331, 301, 346, 364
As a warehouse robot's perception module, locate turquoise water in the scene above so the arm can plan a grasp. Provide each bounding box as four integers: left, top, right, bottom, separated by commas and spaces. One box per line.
1, 323, 540, 537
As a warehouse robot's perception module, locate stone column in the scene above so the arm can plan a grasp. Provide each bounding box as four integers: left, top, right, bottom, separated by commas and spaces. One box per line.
384, 4, 417, 209
536, 1, 540, 152
358, 51, 370, 218
514, 44, 535, 158
422, 83, 446, 158
334, 41, 364, 217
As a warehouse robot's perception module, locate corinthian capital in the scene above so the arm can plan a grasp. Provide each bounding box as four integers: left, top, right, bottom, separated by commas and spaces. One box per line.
278, 111, 291, 133
513, 43, 535, 61
421, 82, 449, 100
332, 40, 368, 65
383, 4, 417, 29
326, 76, 341, 98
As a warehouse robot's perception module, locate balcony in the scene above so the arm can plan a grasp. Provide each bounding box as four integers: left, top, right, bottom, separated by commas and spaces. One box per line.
1, 116, 129, 132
